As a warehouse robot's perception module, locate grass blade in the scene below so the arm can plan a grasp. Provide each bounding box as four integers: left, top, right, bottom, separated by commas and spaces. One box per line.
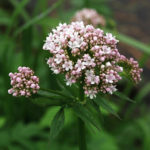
114, 91, 135, 103
10, 0, 30, 21
94, 96, 120, 119
14, 0, 64, 36
104, 29, 150, 55
117, 33, 150, 55
6, 0, 29, 35
135, 82, 150, 103
31, 97, 64, 106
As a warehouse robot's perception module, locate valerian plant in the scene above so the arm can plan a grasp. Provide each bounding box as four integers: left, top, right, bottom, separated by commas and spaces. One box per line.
8, 21, 142, 150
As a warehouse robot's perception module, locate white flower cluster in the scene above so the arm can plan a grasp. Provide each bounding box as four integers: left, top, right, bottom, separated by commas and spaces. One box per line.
43, 22, 141, 99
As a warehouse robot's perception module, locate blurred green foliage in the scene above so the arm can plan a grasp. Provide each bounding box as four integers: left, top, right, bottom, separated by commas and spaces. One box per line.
0, 0, 150, 150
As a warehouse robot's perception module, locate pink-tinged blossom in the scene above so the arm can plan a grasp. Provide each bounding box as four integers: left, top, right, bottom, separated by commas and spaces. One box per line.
105, 74, 116, 83
66, 76, 76, 86
119, 55, 143, 84
83, 54, 95, 67
62, 61, 73, 71
43, 22, 142, 99
75, 60, 86, 72
102, 45, 111, 54
54, 54, 65, 64
104, 33, 119, 45
72, 8, 106, 27
85, 70, 94, 77
106, 85, 117, 94
86, 74, 100, 85
8, 67, 40, 97
85, 88, 97, 99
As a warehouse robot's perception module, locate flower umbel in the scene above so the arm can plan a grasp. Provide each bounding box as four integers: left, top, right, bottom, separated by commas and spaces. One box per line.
43, 22, 142, 99
8, 67, 40, 97
72, 8, 106, 27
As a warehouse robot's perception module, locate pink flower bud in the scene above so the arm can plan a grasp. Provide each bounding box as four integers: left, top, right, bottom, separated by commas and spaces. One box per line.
8, 67, 40, 97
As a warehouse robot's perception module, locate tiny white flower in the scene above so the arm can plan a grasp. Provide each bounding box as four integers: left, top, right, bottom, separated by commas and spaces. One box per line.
87, 75, 100, 85
108, 85, 117, 94
62, 61, 73, 71
101, 64, 105, 69
66, 77, 73, 86
68, 37, 83, 49
102, 45, 111, 54
51, 67, 60, 74
54, 54, 64, 64
105, 74, 116, 83
87, 90, 97, 99
85, 70, 94, 76
106, 62, 111, 67
84, 55, 95, 66
105, 33, 116, 41
119, 67, 123, 72
75, 60, 85, 71
105, 33, 119, 44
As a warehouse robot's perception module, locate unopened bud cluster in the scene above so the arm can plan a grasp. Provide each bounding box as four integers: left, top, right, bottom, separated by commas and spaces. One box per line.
119, 55, 143, 84
8, 67, 40, 97
72, 8, 106, 27
43, 22, 142, 99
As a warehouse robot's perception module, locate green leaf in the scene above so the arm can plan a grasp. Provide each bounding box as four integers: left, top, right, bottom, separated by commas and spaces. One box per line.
92, 100, 103, 116
73, 103, 101, 131
39, 107, 60, 128
31, 97, 63, 107
14, 0, 64, 36
37, 89, 73, 103
135, 82, 150, 103
40, 88, 74, 99
86, 100, 104, 127
50, 107, 65, 139
94, 96, 120, 119
114, 91, 135, 103
38, 90, 63, 99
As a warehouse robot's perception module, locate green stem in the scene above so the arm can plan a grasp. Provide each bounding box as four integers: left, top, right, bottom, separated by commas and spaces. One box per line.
79, 81, 84, 102
78, 80, 87, 150
78, 118, 87, 150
